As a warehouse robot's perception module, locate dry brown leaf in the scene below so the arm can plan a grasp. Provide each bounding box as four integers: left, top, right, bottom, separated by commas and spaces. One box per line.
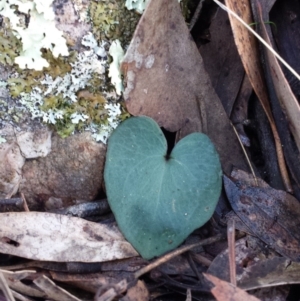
204, 273, 261, 301
122, 0, 249, 174
0, 212, 138, 262
224, 0, 292, 191
95, 279, 128, 301
1, 270, 46, 298
223, 0, 270, 114
207, 237, 264, 284
239, 257, 300, 290
224, 172, 300, 261
2, 269, 83, 301
257, 3, 300, 152
33, 275, 81, 301
199, 7, 244, 116
207, 237, 300, 290
120, 280, 149, 301
122, 0, 202, 133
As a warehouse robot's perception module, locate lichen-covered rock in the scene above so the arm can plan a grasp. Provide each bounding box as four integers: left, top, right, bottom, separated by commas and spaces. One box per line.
0, 0, 131, 143
19, 132, 106, 210
16, 128, 52, 159
0, 124, 52, 198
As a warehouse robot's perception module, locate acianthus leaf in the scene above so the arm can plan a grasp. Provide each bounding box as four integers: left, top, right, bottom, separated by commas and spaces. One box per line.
104, 116, 222, 259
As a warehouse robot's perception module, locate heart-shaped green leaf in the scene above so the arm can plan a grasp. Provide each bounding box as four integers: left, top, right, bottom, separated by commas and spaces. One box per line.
104, 116, 222, 259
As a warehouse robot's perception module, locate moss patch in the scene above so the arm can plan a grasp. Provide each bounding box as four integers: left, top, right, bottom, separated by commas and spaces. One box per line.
89, 0, 140, 46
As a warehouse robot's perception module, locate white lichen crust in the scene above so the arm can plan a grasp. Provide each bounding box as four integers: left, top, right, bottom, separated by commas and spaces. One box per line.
125, 0, 149, 14
0, 0, 69, 70
0, 0, 139, 144
109, 40, 125, 95
17, 33, 124, 143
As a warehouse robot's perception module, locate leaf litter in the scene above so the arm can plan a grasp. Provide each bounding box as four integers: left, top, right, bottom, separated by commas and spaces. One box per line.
1, 0, 300, 300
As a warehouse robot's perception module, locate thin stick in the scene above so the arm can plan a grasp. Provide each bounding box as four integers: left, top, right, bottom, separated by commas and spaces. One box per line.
213, 0, 300, 82
189, 0, 204, 31
227, 219, 236, 286
21, 193, 30, 212
230, 122, 258, 186
134, 233, 224, 279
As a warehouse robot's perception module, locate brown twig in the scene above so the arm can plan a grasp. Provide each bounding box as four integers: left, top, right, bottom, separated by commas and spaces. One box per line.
134, 233, 225, 279
21, 193, 30, 212
227, 219, 236, 286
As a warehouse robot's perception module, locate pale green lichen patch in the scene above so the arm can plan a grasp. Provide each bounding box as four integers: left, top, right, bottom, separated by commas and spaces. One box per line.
7, 49, 75, 97
0, 0, 69, 70
0, 136, 6, 144
125, 0, 149, 14
0, 0, 137, 143
12, 33, 127, 143
14, 11, 69, 70
125, 0, 192, 16
0, 29, 21, 65
109, 40, 124, 95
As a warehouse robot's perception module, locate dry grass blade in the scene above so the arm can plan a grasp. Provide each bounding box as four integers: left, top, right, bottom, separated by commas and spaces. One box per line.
0, 271, 15, 301
8, 290, 34, 301
216, 0, 292, 192
213, 0, 300, 82
33, 275, 81, 301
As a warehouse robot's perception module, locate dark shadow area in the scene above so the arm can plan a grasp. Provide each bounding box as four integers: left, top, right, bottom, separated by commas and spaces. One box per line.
161, 128, 176, 160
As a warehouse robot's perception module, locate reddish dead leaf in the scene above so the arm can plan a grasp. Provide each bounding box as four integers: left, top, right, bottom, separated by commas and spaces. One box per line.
223, 0, 271, 118
224, 171, 300, 261
204, 273, 261, 301
224, 0, 292, 191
